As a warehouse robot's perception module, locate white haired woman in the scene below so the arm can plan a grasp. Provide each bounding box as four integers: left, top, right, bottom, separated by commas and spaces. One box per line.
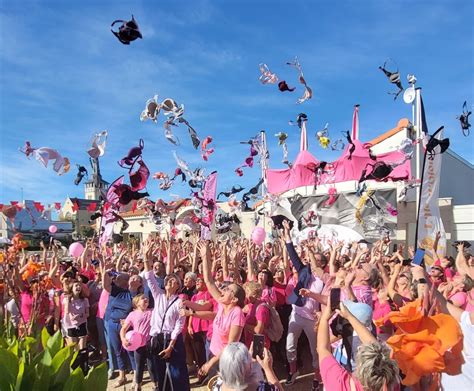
317, 295, 400, 391
143, 240, 190, 391
209, 342, 283, 391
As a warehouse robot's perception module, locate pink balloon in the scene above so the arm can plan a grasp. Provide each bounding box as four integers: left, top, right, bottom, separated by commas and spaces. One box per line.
123, 330, 145, 351
49, 225, 58, 234
251, 227, 266, 245
69, 242, 84, 258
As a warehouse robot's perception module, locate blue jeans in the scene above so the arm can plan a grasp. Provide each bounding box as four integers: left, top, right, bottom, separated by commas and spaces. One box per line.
105, 320, 135, 371
101, 317, 117, 371
149, 334, 190, 391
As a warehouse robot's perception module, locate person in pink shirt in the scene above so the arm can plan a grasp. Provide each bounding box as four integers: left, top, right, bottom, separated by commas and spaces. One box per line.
62, 281, 90, 375
439, 274, 474, 310
186, 276, 213, 373
272, 267, 292, 366
258, 269, 277, 306
19, 282, 50, 333
197, 241, 245, 382
246, 242, 277, 306
62, 281, 90, 350
372, 287, 394, 341
243, 281, 271, 349
317, 297, 400, 391
120, 294, 153, 391
96, 287, 116, 375
179, 276, 214, 383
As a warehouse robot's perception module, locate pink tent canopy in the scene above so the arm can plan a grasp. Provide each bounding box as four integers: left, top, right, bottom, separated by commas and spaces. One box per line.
266, 139, 411, 194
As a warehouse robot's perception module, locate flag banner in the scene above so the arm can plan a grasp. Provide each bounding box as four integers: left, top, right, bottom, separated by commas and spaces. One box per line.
289, 189, 397, 240
200, 171, 218, 240
352, 104, 360, 140
417, 130, 446, 264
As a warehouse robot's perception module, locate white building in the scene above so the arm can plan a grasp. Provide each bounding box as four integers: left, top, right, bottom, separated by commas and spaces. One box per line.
0, 200, 73, 241
257, 117, 473, 255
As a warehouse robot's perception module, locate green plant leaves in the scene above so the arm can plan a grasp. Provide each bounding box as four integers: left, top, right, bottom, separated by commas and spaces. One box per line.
0, 347, 19, 389
8, 338, 19, 356
84, 362, 108, 390
46, 330, 63, 358
41, 327, 51, 350
22, 336, 37, 354
63, 366, 85, 391
0, 326, 109, 391
52, 346, 75, 387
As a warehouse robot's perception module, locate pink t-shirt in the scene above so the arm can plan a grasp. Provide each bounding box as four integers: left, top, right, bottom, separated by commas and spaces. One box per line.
209, 303, 245, 356
352, 285, 373, 307
449, 291, 468, 309
244, 301, 270, 349
206, 298, 219, 341
20, 291, 49, 325
97, 289, 109, 319
191, 290, 212, 333
124, 309, 153, 345
321, 355, 364, 391
273, 282, 287, 307
261, 286, 277, 306
373, 298, 393, 337
62, 296, 89, 329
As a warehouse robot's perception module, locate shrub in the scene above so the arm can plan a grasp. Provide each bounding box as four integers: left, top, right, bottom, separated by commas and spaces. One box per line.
0, 325, 107, 391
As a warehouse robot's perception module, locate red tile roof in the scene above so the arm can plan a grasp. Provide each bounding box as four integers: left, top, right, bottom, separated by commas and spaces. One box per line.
367, 118, 410, 146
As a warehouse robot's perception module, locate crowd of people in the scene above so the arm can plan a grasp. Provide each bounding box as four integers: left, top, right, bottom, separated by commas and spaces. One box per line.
1, 223, 473, 391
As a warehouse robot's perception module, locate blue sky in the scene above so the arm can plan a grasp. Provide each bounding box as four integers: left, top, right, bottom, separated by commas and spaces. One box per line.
1, 0, 472, 206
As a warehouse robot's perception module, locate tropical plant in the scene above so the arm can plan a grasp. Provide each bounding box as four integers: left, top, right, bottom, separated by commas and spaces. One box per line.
0, 324, 107, 391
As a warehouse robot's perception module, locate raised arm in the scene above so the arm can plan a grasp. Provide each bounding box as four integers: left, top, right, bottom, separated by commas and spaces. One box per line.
40, 241, 48, 267
337, 302, 377, 345
222, 241, 229, 280
80, 242, 90, 270
455, 242, 473, 278
280, 237, 291, 275
387, 262, 404, 307
115, 248, 127, 272
246, 241, 256, 282
282, 220, 304, 271
317, 295, 335, 361
351, 246, 368, 270
412, 265, 464, 322
343, 271, 357, 302
328, 241, 341, 277
199, 241, 222, 301
165, 236, 175, 275
431, 231, 442, 261
143, 239, 164, 298
191, 241, 199, 273
48, 248, 61, 287
299, 288, 328, 306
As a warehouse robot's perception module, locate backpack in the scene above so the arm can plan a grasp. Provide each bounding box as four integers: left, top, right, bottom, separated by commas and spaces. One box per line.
258, 302, 284, 342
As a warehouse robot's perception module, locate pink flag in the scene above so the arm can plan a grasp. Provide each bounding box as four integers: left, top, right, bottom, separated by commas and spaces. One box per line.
352, 104, 360, 140
33, 202, 44, 213
200, 171, 218, 240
